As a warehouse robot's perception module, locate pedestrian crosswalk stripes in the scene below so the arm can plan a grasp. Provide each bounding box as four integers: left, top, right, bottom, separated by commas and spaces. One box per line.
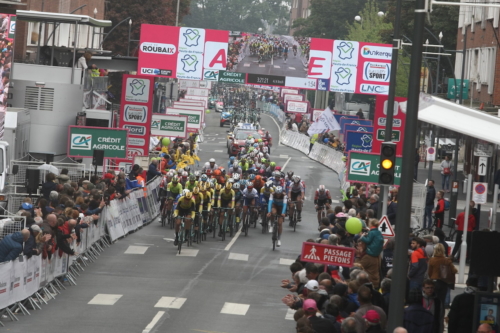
88, 294, 123, 305
124, 245, 149, 254
220, 302, 250, 315
154, 297, 187, 309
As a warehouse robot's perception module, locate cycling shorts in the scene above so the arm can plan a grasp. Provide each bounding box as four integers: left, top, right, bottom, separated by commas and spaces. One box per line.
221, 199, 232, 208
271, 202, 284, 212
177, 207, 192, 218
316, 199, 328, 210
291, 192, 302, 201
243, 197, 256, 207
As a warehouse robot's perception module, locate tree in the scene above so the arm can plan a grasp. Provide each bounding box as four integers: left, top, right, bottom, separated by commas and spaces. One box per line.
291, 0, 365, 39
104, 0, 190, 56
345, 0, 393, 44
182, 0, 291, 34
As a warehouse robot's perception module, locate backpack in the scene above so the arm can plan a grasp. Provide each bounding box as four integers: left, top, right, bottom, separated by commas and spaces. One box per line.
444, 198, 451, 211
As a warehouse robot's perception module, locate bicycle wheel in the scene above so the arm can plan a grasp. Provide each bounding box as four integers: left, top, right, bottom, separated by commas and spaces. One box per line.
222, 213, 227, 241
272, 219, 277, 251
196, 219, 201, 245
169, 211, 174, 229
229, 213, 234, 237
253, 209, 258, 228
293, 208, 297, 232
212, 213, 218, 238
262, 213, 267, 234
178, 224, 184, 254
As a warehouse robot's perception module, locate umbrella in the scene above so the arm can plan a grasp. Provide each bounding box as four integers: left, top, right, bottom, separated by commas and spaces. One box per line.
37, 163, 59, 175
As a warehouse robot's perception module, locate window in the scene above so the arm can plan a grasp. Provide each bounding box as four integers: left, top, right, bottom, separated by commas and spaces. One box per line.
27, 22, 45, 46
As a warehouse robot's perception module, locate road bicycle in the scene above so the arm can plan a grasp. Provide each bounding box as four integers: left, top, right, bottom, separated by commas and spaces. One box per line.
176, 216, 187, 254
270, 214, 279, 251
317, 205, 327, 225
194, 212, 202, 245
249, 205, 260, 229
201, 210, 210, 241
220, 207, 234, 241
289, 201, 300, 232
211, 208, 220, 239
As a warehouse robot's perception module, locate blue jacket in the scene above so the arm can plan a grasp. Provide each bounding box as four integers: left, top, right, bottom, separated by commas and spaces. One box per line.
360, 227, 384, 257
0, 232, 24, 263
147, 163, 161, 182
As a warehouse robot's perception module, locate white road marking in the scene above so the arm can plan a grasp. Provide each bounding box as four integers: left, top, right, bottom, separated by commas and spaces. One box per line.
218, 142, 226, 144
288, 67, 296, 70
154, 297, 187, 309
214, 150, 224, 153
88, 294, 123, 305
244, 63, 251, 67
220, 302, 250, 315
176, 249, 199, 257
124, 246, 148, 254
331, 199, 340, 204
224, 227, 242, 251
228, 252, 249, 261
285, 308, 297, 320
134, 243, 154, 246
274, 65, 280, 69
259, 64, 265, 68
279, 154, 289, 158
163, 238, 175, 242
282, 157, 292, 171
142, 311, 165, 333
309, 166, 315, 169
279, 258, 296, 266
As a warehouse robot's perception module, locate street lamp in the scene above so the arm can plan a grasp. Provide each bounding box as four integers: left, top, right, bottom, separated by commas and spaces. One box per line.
93, 8, 97, 18
435, 31, 443, 94
354, 15, 362, 28
378, 11, 385, 17
258, 27, 263, 35
127, 19, 132, 56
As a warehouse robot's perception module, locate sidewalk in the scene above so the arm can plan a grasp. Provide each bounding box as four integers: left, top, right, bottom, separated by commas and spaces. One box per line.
415, 162, 495, 230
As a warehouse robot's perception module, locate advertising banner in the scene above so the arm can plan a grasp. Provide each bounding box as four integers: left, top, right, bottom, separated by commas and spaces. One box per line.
281, 88, 299, 97
67, 126, 128, 158
171, 105, 205, 123
343, 124, 374, 137
286, 100, 309, 113
166, 108, 202, 130
301, 242, 355, 268
138, 24, 229, 80
118, 74, 154, 162
339, 118, 372, 134
218, 70, 245, 84
183, 96, 208, 108
312, 109, 323, 121
179, 79, 211, 89
151, 114, 188, 138
372, 95, 407, 155
347, 151, 402, 185
186, 87, 209, 97
283, 93, 304, 104
345, 130, 373, 153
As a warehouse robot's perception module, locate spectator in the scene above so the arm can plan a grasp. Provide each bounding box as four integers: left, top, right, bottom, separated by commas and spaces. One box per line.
427, 243, 456, 308
381, 238, 394, 279
440, 155, 453, 193
354, 285, 387, 333
324, 303, 342, 332
477, 324, 493, 333
356, 108, 365, 119
420, 279, 443, 333
433, 228, 449, 255
368, 194, 380, 219
56, 219, 77, 256
386, 196, 397, 227
0, 229, 29, 262
147, 159, 161, 182
57, 168, 70, 184
380, 278, 391, 317
424, 180, 436, 229
408, 237, 427, 290
363, 310, 385, 333
303, 299, 337, 333
359, 219, 384, 288
41, 172, 57, 199
447, 276, 478, 333
451, 201, 476, 260
394, 328, 408, 333
403, 289, 434, 333
23, 225, 42, 258
432, 190, 445, 229
357, 271, 387, 313
341, 317, 358, 333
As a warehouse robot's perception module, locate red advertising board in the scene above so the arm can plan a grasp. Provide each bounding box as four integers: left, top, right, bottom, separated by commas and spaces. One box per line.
117, 74, 155, 167
308, 39, 392, 95
138, 24, 229, 80
372, 96, 407, 155
300, 242, 356, 268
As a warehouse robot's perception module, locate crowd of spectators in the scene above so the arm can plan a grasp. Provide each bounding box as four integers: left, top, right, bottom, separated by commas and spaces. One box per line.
276, 182, 495, 333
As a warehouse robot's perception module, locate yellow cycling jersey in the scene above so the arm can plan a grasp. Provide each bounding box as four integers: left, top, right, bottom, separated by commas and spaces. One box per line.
177, 197, 196, 210
260, 187, 274, 197
194, 193, 204, 213
218, 189, 235, 208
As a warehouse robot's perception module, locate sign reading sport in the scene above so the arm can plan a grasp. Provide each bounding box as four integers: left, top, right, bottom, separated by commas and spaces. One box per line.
347, 151, 402, 185
151, 114, 188, 138
68, 126, 128, 159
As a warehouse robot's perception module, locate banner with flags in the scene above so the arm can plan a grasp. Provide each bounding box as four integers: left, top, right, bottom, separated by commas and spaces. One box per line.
307, 107, 341, 136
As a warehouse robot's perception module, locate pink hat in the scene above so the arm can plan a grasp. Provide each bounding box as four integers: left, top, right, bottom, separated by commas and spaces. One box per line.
335, 212, 348, 218
303, 299, 318, 311
363, 310, 380, 324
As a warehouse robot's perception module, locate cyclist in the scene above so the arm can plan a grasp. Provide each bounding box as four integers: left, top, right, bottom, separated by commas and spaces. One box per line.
266, 162, 277, 177
173, 190, 196, 246
192, 186, 204, 241
217, 182, 236, 236
241, 181, 259, 225
270, 170, 285, 188
227, 156, 236, 169
213, 169, 226, 185
185, 174, 198, 191
199, 183, 212, 233
253, 175, 265, 193
292, 44, 297, 57
283, 44, 288, 63
233, 182, 243, 224
210, 183, 223, 231
314, 185, 332, 224
202, 158, 218, 173
165, 176, 183, 216
260, 180, 274, 223
180, 171, 189, 187
267, 186, 287, 247
288, 175, 305, 223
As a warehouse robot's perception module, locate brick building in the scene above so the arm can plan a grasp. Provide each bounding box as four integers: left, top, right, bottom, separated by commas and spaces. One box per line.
13, 0, 105, 62
289, 0, 311, 35
455, 6, 500, 106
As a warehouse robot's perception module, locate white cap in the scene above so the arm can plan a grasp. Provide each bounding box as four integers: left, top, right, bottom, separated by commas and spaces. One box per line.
305, 280, 319, 291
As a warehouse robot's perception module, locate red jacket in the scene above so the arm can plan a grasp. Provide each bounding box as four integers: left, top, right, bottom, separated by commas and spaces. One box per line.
455, 212, 476, 231
435, 198, 445, 214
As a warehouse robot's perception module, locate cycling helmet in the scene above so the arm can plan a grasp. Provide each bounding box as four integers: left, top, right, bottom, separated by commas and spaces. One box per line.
215, 184, 222, 191
245, 141, 251, 148
189, 174, 196, 181
261, 158, 267, 163
220, 168, 226, 175
184, 165, 191, 172
193, 187, 200, 194
182, 171, 188, 178
200, 174, 208, 182
185, 192, 193, 199
232, 183, 240, 190
194, 171, 201, 177
255, 175, 262, 182
258, 138, 263, 143
225, 182, 232, 189
273, 170, 281, 177
205, 169, 213, 177
258, 169, 265, 175
209, 158, 216, 163
172, 176, 179, 183
233, 173, 241, 181
275, 166, 282, 171
287, 171, 294, 178
167, 171, 175, 178
229, 156, 235, 162
258, 141, 264, 147
228, 178, 235, 184
214, 169, 222, 177
246, 181, 254, 190
292, 175, 301, 183
253, 143, 259, 148
270, 162, 276, 167
177, 168, 183, 174
263, 147, 269, 153
210, 182, 216, 189
249, 174, 256, 181
319, 185, 326, 192
182, 189, 190, 196
275, 186, 283, 194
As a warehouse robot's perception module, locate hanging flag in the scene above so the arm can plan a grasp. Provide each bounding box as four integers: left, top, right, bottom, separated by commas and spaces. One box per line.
307, 107, 341, 136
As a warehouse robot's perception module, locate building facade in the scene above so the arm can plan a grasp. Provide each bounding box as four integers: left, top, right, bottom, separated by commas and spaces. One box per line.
289, 0, 311, 35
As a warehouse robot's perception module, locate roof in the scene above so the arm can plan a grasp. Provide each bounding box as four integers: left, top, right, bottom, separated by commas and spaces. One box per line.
16, 10, 112, 27
418, 94, 500, 145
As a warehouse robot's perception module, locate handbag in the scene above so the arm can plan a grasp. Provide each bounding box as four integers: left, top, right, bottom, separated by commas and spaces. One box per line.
440, 262, 455, 284
443, 167, 451, 175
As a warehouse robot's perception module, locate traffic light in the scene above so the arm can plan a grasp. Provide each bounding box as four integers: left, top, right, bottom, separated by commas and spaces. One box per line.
379, 142, 397, 185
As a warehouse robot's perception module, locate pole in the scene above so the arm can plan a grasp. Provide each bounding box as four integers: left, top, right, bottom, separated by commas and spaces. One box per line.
435, 45, 441, 94
387, 0, 426, 329
458, 173, 472, 284
70, 21, 79, 84
36, 0, 45, 64
175, 0, 181, 27
427, 125, 436, 181
459, 27, 467, 104
127, 21, 131, 56
493, 184, 499, 231
382, 186, 388, 217
448, 135, 460, 228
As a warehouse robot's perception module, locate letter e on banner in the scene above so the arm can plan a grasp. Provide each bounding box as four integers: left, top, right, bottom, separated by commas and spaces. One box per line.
204, 42, 227, 70
307, 50, 332, 79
